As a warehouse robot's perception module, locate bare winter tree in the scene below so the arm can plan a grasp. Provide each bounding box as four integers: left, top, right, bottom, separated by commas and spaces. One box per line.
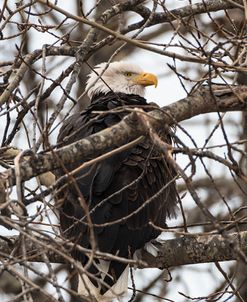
0, 0, 247, 301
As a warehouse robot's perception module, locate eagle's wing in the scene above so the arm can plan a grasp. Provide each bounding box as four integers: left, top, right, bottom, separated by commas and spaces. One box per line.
55, 94, 177, 289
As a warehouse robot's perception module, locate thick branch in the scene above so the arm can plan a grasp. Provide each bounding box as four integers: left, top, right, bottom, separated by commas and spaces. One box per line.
100, 0, 242, 27
156, 0, 243, 23
141, 231, 247, 268
1, 231, 246, 268
1, 85, 247, 186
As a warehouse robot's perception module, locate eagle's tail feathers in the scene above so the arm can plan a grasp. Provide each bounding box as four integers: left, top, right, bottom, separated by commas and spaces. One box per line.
77, 262, 129, 302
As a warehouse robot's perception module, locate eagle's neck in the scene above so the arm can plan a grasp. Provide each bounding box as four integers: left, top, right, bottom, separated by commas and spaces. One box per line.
90, 91, 148, 107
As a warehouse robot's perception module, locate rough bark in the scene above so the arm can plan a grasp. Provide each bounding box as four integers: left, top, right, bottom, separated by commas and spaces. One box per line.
0, 231, 246, 268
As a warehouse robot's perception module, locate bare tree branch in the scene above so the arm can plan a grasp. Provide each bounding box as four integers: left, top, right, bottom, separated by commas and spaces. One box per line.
1, 84, 247, 186
1, 231, 246, 268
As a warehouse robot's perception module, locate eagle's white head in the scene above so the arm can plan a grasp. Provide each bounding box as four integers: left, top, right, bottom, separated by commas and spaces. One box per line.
86, 61, 158, 99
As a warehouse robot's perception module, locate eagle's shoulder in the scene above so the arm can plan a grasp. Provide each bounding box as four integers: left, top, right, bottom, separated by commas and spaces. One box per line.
57, 92, 149, 147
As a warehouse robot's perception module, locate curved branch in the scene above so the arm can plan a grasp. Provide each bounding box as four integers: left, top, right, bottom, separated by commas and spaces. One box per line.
1, 84, 247, 186
100, 0, 242, 29
35, 0, 236, 66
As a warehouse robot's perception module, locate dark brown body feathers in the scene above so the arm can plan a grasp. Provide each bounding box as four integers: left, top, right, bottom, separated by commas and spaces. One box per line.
55, 92, 177, 293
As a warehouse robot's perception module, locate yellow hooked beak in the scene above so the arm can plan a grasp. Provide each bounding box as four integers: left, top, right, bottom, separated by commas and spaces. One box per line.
133, 72, 158, 88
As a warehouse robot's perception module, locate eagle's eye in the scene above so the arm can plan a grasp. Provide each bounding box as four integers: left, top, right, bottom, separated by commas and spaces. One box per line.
125, 72, 133, 77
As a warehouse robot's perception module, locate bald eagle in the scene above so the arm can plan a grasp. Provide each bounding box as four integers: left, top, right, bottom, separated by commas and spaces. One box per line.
56, 62, 177, 301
